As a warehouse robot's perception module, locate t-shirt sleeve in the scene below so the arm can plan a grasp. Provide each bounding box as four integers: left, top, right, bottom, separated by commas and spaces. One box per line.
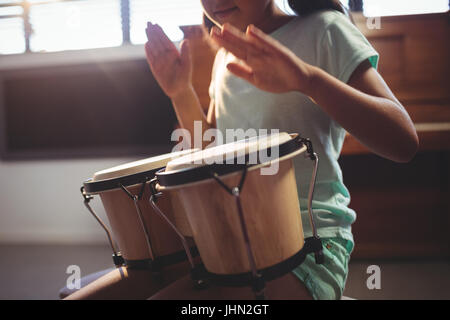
316, 12, 379, 84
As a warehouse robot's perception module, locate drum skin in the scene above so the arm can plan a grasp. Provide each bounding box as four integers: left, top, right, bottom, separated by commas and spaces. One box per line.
99, 183, 186, 261
89, 150, 197, 261
175, 158, 304, 275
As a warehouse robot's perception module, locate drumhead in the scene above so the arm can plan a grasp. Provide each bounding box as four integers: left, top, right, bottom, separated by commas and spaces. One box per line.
157, 132, 306, 188
84, 149, 197, 194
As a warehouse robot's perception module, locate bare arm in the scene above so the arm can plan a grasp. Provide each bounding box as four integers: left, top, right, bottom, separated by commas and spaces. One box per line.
145, 22, 212, 148
170, 86, 212, 147
309, 60, 419, 162
211, 23, 419, 163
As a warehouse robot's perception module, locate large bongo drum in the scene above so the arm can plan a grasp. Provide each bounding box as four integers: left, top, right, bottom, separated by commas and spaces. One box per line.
152, 133, 324, 299
81, 149, 198, 272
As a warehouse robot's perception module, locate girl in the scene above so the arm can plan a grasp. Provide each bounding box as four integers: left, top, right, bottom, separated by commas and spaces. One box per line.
144, 0, 419, 300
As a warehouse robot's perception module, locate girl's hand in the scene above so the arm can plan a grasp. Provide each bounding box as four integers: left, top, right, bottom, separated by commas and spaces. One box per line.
145, 22, 192, 99
210, 23, 316, 95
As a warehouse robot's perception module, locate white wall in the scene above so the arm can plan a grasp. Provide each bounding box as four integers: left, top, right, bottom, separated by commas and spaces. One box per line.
0, 45, 183, 245
0, 158, 136, 244
0, 45, 160, 245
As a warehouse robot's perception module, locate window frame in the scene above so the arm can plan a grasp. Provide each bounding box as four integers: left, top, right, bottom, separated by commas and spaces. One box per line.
0, 0, 131, 54
0, 0, 448, 56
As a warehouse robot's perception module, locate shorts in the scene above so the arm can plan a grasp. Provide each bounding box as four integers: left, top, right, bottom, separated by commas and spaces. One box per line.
292, 237, 352, 300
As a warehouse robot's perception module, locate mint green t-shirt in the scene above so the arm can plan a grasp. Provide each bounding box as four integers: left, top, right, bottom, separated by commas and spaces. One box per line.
209, 10, 379, 251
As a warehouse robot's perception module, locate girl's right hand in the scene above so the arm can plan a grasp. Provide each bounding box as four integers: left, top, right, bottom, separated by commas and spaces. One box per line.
145, 22, 192, 99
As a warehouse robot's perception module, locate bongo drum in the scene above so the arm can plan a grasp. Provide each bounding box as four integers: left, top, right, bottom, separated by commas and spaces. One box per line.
152, 133, 324, 299
81, 149, 198, 272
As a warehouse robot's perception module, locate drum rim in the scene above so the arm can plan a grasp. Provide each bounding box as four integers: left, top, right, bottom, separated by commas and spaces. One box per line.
156, 134, 305, 188
83, 167, 162, 194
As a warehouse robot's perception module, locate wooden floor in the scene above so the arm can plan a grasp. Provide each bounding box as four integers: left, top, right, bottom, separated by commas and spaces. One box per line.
0, 244, 449, 300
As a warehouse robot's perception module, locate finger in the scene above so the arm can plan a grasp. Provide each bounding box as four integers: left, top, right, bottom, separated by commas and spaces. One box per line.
144, 41, 156, 68
221, 23, 262, 54
180, 39, 191, 67
153, 23, 178, 52
146, 23, 165, 54
226, 62, 254, 83
246, 24, 281, 53
221, 23, 247, 46
211, 26, 249, 61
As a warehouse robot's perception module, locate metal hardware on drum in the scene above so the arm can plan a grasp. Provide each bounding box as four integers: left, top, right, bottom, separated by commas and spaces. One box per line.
148, 179, 195, 269
298, 137, 324, 264
148, 178, 207, 289
80, 148, 201, 290
119, 181, 157, 264
193, 236, 322, 288
82, 174, 200, 272
207, 137, 323, 299
210, 166, 266, 300
80, 186, 124, 268
152, 134, 325, 299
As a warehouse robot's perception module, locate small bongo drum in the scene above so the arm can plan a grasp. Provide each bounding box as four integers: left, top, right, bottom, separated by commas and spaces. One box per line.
152, 133, 324, 299
81, 149, 198, 273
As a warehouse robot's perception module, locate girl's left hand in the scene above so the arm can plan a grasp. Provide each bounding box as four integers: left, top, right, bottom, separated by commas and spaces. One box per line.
210, 23, 316, 95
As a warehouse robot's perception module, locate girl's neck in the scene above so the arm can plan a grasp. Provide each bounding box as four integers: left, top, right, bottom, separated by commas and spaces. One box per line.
252, 3, 294, 34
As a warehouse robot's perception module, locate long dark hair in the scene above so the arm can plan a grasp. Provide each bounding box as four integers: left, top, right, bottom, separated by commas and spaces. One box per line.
288, 0, 355, 24
287, 0, 346, 16
202, 0, 351, 31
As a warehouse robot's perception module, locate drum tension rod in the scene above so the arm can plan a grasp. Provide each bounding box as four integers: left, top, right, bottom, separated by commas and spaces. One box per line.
148, 178, 205, 289
119, 179, 147, 201
119, 180, 159, 275
211, 165, 266, 300
298, 138, 324, 265
211, 163, 248, 194
80, 186, 124, 268
299, 137, 317, 161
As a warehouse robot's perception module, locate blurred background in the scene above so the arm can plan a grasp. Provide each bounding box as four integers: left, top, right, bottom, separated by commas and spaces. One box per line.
0, 0, 449, 299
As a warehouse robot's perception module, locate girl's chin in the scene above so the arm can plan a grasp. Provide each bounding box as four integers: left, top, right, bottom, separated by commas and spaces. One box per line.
214, 7, 239, 20
213, 11, 244, 26
215, 17, 247, 31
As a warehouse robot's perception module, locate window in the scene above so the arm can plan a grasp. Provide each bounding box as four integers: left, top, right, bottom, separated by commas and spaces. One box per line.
130, 0, 203, 44
0, 0, 448, 55
29, 0, 123, 52
363, 0, 448, 17
0, 1, 25, 54
277, 0, 449, 16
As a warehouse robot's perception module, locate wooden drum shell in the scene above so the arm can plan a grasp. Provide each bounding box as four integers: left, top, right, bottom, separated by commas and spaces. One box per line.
174, 158, 304, 275
168, 189, 194, 237
99, 184, 185, 261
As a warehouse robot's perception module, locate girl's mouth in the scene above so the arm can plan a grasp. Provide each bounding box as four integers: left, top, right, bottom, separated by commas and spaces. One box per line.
214, 6, 238, 19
